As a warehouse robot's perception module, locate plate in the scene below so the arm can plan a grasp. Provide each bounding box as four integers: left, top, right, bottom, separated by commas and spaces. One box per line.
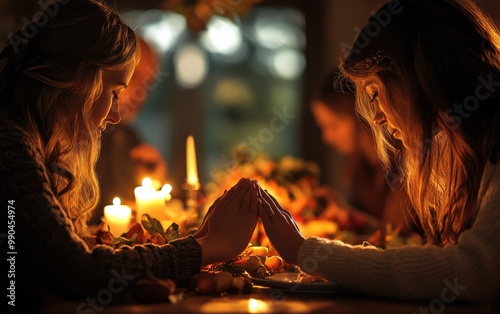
251, 273, 341, 292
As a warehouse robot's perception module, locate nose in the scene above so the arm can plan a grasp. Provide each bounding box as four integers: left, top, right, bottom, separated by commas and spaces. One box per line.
107, 100, 121, 125
373, 104, 387, 126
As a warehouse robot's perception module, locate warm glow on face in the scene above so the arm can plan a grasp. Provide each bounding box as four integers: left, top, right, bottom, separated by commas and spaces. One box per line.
248, 298, 271, 313
312, 101, 357, 155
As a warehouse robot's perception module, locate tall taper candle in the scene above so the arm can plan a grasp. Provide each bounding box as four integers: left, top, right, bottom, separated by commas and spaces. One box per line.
186, 135, 199, 185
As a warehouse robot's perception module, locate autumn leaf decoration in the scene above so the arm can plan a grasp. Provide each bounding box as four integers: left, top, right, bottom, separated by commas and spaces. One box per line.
110, 214, 182, 248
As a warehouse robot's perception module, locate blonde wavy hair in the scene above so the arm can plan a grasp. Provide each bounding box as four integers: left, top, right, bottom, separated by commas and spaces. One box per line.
341, 0, 500, 245
0, 0, 139, 236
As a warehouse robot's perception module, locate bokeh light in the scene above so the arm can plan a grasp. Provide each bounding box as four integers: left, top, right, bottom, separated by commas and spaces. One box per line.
174, 44, 208, 88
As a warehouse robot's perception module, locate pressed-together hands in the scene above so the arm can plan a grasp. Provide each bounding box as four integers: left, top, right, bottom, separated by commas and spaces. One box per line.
256, 186, 305, 265
194, 178, 305, 266
194, 178, 260, 265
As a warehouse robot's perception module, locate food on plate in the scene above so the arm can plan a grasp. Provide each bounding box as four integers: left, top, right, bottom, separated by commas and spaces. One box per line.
189, 272, 252, 295
241, 259, 265, 279
264, 256, 284, 272
248, 246, 268, 262
264, 272, 329, 284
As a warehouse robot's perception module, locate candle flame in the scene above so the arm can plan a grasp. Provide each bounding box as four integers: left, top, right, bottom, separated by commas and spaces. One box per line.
113, 197, 121, 206
142, 177, 153, 188
248, 298, 271, 313
161, 184, 172, 195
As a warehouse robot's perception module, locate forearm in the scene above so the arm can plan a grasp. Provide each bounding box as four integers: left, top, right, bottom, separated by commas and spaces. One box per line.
2, 135, 201, 298
297, 232, 498, 302
20, 199, 201, 298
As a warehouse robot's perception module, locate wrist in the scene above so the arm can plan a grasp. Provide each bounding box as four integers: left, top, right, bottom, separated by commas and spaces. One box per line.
195, 237, 213, 266
291, 237, 305, 265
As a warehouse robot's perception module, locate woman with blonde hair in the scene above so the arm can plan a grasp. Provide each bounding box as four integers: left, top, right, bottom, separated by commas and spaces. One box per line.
311, 68, 414, 234
0, 0, 258, 309
258, 0, 500, 302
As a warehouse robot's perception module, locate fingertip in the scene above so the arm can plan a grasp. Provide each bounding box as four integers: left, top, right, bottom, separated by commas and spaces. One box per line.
251, 180, 257, 190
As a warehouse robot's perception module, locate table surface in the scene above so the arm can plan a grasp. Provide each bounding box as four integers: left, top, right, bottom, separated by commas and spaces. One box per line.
40, 285, 496, 314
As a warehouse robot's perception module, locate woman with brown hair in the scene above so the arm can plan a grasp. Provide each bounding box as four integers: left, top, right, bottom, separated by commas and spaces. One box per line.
0, 0, 257, 309
258, 0, 500, 302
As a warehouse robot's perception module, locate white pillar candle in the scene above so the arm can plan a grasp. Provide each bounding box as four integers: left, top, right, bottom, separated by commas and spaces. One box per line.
134, 178, 171, 221
104, 197, 132, 236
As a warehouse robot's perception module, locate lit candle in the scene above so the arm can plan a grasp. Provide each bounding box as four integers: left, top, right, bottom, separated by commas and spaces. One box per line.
104, 197, 132, 236
134, 178, 169, 221
186, 135, 199, 185
161, 184, 173, 201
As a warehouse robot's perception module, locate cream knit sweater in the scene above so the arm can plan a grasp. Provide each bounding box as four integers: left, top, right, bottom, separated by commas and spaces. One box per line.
298, 161, 500, 303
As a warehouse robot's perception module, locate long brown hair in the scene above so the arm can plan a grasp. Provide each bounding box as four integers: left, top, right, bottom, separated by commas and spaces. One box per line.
341, 0, 500, 245
0, 0, 139, 236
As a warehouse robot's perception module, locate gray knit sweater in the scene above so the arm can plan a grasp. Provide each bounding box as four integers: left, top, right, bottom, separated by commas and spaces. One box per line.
0, 121, 202, 300
298, 160, 500, 303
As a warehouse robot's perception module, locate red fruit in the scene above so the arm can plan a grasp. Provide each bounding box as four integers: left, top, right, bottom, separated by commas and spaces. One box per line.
133, 278, 176, 303
96, 231, 113, 246
125, 223, 144, 239
264, 256, 284, 272
136, 233, 150, 244
148, 232, 166, 245
190, 273, 217, 295
214, 272, 233, 293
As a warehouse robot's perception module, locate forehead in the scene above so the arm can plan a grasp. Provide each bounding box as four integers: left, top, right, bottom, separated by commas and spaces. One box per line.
103, 62, 136, 86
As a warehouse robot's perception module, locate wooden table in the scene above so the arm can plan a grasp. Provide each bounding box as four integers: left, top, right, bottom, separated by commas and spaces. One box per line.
40, 285, 495, 313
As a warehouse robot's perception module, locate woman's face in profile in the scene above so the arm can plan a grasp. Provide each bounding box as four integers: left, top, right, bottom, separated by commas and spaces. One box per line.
312, 101, 357, 155
91, 62, 136, 137
361, 76, 408, 149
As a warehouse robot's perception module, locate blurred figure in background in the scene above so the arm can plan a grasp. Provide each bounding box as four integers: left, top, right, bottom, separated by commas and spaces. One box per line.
92, 36, 167, 224
311, 68, 414, 234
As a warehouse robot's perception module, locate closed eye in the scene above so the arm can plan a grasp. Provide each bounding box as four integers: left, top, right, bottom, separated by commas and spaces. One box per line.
113, 91, 120, 100
369, 92, 378, 103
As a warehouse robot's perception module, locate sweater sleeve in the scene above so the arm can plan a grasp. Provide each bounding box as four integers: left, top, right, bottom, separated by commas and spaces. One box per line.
297, 163, 500, 303
0, 126, 201, 298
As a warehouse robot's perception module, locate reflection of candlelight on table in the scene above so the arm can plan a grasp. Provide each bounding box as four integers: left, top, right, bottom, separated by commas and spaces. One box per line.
248, 298, 271, 313
134, 177, 171, 221
104, 197, 131, 236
